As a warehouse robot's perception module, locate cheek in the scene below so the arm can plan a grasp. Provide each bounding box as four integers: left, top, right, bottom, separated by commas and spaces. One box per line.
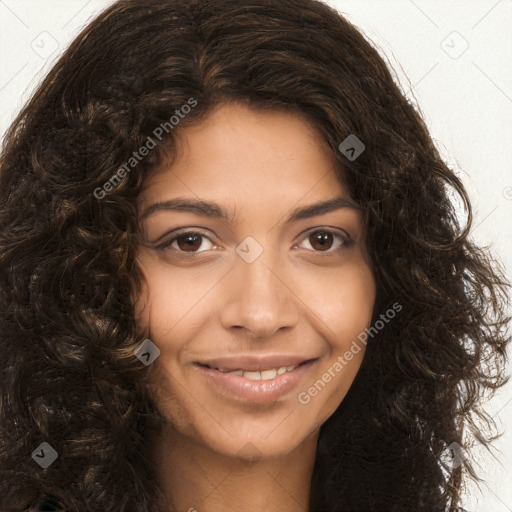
134, 273, 203, 434
335, 267, 375, 346
134, 256, 214, 337
147, 362, 200, 438
302, 260, 376, 343
296, 262, 375, 412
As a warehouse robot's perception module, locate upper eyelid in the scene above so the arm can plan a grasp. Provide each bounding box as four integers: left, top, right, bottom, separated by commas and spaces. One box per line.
147, 226, 214, 246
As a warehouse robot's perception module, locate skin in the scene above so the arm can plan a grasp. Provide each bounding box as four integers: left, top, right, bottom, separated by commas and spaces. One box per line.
135, 102, 376, 512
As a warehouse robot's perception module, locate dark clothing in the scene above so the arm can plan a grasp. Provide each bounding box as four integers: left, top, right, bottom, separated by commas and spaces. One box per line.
26, 498, 65, 511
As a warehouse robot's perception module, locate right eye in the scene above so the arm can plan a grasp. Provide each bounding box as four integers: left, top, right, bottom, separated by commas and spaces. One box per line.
156, 230, 216, 255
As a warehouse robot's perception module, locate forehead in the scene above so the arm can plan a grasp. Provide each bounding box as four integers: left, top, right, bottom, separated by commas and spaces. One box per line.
139, 102, 347, 208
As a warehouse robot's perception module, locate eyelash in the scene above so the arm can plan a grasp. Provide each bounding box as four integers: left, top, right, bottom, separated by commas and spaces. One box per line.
154, 227, 353, 257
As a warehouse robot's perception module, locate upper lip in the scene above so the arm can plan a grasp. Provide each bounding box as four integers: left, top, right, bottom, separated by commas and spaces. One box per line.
196, 355, 318, 372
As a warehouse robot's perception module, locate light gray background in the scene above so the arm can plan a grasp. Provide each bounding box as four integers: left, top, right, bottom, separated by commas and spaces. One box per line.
1, 1, 511, 510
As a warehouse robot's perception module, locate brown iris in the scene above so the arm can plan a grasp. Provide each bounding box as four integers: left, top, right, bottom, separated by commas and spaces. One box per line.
176, 233, 203, 252
309, 230, 334, 251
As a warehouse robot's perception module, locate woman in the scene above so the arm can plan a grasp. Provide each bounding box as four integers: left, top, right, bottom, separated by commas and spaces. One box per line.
0, 0, 509, 510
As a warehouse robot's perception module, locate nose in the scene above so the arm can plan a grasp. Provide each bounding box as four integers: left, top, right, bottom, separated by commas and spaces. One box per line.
220, 248, 300, 338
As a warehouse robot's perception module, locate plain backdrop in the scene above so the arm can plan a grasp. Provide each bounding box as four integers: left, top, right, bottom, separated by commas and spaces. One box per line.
1, 1, 511, 510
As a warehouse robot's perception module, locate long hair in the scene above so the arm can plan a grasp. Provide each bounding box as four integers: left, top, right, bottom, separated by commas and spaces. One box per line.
0, 0, 509, 510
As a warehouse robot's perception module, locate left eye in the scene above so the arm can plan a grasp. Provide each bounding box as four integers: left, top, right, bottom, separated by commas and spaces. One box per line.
295, 229, 351, 253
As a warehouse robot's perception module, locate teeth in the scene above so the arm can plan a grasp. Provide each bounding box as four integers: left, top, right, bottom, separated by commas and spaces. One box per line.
260, 369, 277, 380
223, 365, 297, 380
243, 370, 261, 380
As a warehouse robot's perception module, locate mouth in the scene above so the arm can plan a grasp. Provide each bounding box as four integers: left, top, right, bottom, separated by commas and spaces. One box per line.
193, 356, 319, 403
196, 360, 312, 381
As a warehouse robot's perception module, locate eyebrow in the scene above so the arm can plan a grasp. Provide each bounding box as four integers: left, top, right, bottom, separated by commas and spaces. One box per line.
140, 195, 360, 223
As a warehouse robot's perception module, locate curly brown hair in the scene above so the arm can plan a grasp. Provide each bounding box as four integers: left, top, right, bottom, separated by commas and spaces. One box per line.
0, 0, 509, 510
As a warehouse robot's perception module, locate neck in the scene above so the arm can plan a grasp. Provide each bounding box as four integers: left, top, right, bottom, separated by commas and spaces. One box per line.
153, 425, 319, 512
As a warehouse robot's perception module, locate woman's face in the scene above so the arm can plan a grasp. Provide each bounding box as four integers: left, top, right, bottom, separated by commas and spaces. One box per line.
135, 102, 376, 460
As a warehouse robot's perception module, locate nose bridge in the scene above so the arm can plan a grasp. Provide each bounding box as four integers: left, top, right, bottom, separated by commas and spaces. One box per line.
220, 239, 299, 336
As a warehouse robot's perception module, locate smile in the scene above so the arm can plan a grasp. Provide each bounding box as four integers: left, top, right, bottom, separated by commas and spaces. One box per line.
194, 358, 318, 403
203, 364, 299, 381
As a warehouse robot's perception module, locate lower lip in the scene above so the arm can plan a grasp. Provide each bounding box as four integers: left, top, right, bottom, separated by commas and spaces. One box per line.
195, 361, 317, 403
